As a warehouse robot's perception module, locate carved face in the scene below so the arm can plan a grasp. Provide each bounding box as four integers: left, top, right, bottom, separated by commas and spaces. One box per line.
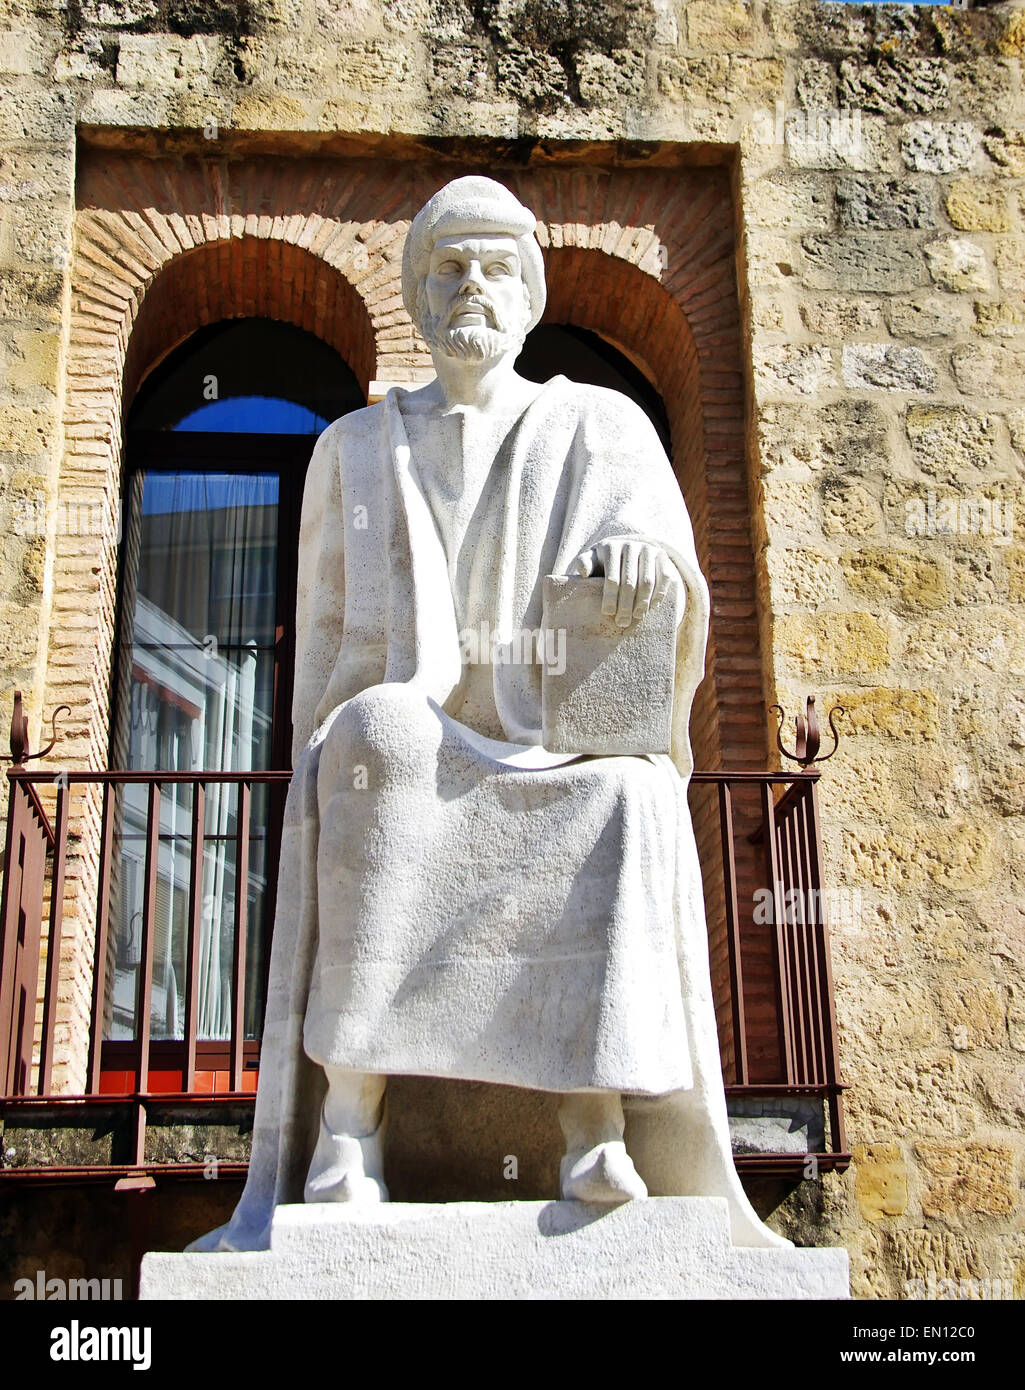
418, 234, 533, 362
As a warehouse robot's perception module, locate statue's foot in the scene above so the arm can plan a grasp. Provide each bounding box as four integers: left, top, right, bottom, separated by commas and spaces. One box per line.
560, 1141, 648, 1204
185, 1223, 234, 1253
304, 1121, 389, 1205
727, 1204, 794, 1249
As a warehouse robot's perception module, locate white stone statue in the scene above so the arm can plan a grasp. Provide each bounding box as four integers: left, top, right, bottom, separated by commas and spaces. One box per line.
190, 175, 787, 1253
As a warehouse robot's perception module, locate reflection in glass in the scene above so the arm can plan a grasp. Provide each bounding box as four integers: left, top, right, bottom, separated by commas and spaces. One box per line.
108, 471, 279, 1045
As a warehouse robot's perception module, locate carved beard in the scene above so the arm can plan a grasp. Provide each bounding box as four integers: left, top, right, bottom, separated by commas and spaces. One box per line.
416, 282, 531, 362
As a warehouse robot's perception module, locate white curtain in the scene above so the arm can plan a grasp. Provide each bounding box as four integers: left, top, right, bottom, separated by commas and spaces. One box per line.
111, 472, 277, 1043
197, 638, 257, 1039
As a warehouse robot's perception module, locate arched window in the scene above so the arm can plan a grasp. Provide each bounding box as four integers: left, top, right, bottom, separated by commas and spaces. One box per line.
105, 320, 363, 1072
516, 323, 671, 453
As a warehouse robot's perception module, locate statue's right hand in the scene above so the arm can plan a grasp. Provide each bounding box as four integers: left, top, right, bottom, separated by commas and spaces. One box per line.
568, 539, 679, 629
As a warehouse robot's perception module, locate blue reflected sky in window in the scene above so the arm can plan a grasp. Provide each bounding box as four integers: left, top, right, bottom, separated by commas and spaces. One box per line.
140, 471, 279, 516
173, 396, 332, 434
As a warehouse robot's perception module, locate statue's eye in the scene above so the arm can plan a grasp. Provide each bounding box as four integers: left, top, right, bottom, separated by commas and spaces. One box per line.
486, 262, 513, 278
435, 260, 462, 275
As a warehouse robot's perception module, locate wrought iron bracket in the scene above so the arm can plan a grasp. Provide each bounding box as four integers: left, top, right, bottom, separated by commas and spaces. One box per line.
2, 691, 70, 768
770, 695, 843, 769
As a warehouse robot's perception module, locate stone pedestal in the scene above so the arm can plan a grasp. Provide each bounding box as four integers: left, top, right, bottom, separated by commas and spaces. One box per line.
141, 1198, 850, 1300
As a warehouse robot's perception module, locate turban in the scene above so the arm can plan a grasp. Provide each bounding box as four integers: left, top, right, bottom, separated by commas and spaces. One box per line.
401, 176, 547, 333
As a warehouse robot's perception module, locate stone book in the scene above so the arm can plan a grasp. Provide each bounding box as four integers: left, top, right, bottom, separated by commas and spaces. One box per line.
541, 575, 679, 756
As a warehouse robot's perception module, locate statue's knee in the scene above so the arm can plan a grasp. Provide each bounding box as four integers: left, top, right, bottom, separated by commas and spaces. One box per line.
319, 684, 442, 790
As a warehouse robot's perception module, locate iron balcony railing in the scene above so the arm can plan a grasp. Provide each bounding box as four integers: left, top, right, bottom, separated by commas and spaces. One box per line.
0, 753, 848, 1177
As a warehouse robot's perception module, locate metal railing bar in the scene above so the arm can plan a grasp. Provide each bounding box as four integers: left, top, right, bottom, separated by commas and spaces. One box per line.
1, 764, 846, 1162
717, 781, 748, 1085
796, 787, 827, 1085
230, 781, 250, 1093
14, 768, 816, 786
0, 780, 27, 1093
37, 784, 69, 1094
791, 806, 818, 1086
761, 779, 795, 1084
19, 780, 55, 846
183, 782, 205, 1093
8, 771, 293, 785
87, 784, 116, 1095
807, 780, 848, 1155
779, 804, 809, 1085
134, 782, 160, 1099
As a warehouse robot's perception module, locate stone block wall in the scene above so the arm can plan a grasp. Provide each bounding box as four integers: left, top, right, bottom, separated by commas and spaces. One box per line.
0, 0, 1022, 1299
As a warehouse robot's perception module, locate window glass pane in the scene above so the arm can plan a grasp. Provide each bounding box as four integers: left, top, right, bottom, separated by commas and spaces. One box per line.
108, 469, 279, 1045
130, 318, 364, 433
175, 397, 333, 434
135, 471, 279, 651
106, 318, 364, 1068
106, 782, 272, 1044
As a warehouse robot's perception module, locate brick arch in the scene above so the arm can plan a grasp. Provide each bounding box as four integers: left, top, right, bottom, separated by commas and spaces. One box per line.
60, 155, 764, 780
46, 150, 768, 1089
122, 238, 375, 414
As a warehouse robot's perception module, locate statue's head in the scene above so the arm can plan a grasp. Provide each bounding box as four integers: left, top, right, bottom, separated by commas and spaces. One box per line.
402, 176, 546, 364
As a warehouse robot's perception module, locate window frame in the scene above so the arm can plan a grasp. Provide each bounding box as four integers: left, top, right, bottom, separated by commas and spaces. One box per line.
102, 429, 316, 1070
114, 429, 313, 776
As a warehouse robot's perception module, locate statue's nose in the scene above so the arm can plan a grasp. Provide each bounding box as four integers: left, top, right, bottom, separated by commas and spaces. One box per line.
458, 260, 486, 293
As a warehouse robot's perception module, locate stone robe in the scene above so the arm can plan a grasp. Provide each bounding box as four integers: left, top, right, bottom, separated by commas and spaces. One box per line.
200, 375, 775, 1251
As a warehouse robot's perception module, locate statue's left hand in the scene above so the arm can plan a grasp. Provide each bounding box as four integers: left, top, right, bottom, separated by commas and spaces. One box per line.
568, 539, 681, 628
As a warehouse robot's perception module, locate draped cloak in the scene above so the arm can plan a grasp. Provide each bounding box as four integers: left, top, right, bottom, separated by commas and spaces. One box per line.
195, 375, 781, 1251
